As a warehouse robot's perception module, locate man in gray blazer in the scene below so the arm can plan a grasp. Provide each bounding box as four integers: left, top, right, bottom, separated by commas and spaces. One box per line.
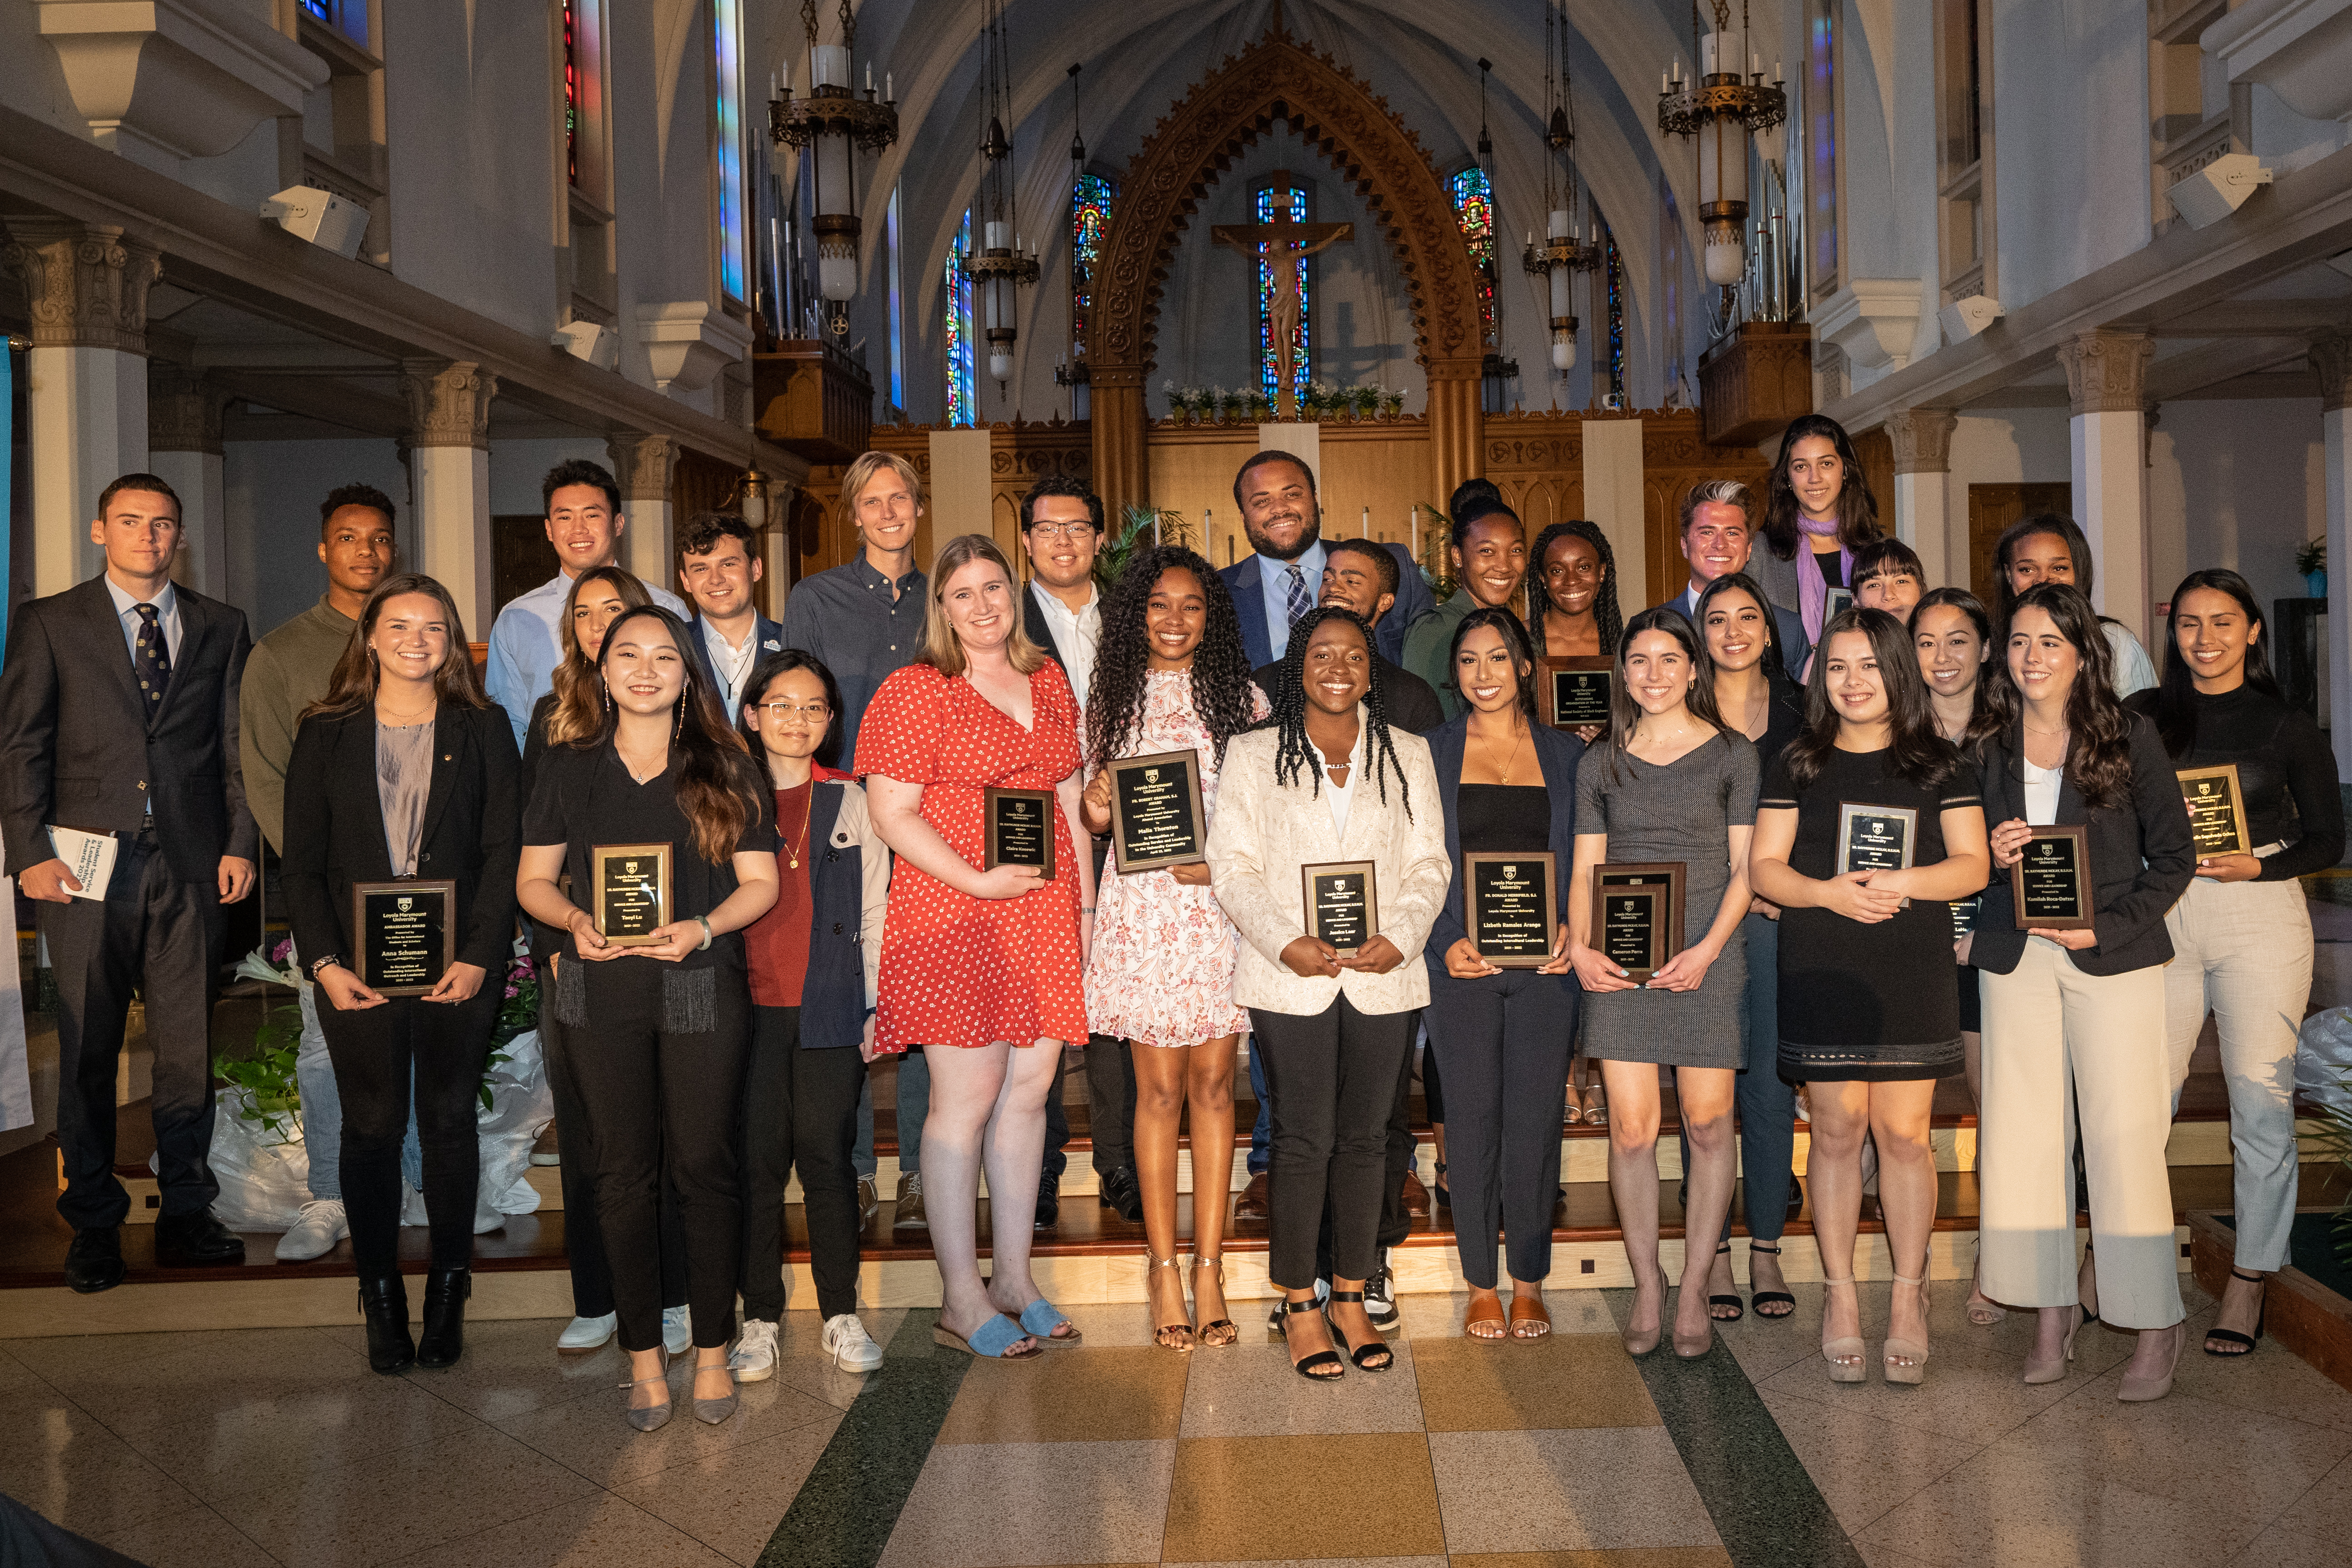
0, 474, 260, 1291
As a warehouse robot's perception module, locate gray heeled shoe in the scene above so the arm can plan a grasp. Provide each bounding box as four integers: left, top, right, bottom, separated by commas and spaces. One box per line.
692, 1360, 738, 1424
622, 1355, 673, 1433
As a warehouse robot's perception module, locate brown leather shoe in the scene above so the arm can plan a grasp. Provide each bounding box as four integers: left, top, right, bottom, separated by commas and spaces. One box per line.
1233, 1170, 1270, 1219
1399, 1169, 1429, 1218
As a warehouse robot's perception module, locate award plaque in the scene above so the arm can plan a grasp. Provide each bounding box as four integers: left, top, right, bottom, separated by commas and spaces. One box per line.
1837, 802, 1918, 909
1825, 585, 1854, 622
1538, 656, 1615, 731
1302, 860, 1379, 954
2011, 824, 2093, 931
1950, 893, 1981, 940
1109, 750, 1207, 874
592, 843, 673, 946
1593, 862, 1686, 982
352, 879, 455, 995
1464, 851, 1558, 969
2177, 764, 2249, 857
983, 787, 1058, 878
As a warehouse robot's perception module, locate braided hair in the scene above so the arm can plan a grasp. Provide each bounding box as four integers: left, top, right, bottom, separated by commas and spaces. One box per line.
1086, 545, 1257, 772
1267, 605, 1413, 819
1527, 519, 1623, 654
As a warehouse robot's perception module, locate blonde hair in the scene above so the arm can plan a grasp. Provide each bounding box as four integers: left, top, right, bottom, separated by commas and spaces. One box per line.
837, 450, 924, 539
919, 534, 1046, 679
545, 566, 653, 745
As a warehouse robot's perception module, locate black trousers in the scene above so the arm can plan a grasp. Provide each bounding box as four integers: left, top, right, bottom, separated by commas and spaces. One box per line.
45, 834, 224, 1228
739, 1006, 867, 1321
319, 990, 497, 1273
1084, 1034, 1136, 1175
1426, 971, 1576, 1288
541, 1000, 686, 1319
1253, 996, 1416, 1288
558, 958, 751, 1353
1315, 1014, 1418, 1280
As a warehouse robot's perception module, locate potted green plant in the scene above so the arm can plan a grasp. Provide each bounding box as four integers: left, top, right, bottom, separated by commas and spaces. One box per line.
1383, 389, 1406, 419
2297, 537, 2326, 598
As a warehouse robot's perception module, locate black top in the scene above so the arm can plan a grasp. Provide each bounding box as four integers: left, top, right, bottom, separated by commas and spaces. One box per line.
522, 739, 777, 969
1751, 674, 1809, 784
1458, 782, 1551, 855
2123, 683, 2344, 881
1250, 653, 1445, 737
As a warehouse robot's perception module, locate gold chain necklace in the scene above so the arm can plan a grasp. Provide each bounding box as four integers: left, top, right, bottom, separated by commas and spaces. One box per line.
782, 782, 816, 869
1477, 720, 1527, 785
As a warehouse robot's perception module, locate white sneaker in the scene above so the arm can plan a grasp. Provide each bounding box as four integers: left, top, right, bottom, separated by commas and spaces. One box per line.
730, 1319, 779, 1382
275, 1199, 348, 1262
557, 1312, 617, 1353
663, 1305, 693, 1356
473, 1195, 505, 1234
822, 1313, 884, 1372
400, 1183, 427, 1226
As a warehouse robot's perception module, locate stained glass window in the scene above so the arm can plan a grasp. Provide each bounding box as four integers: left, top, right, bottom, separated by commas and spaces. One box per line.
1448, 166, 1496, 346
300, 0, 333, 18
946, 210, 976, 426
1256, 184, 1312, 406
1604, 222, 1625, 401
563, 0, 579, 186
713, 0, 746, 302
1070, 172, 1114, 358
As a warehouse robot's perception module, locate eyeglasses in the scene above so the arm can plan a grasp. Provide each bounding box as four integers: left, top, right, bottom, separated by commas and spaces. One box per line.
1028, 523, 1099, 541
756, 701, 832, 719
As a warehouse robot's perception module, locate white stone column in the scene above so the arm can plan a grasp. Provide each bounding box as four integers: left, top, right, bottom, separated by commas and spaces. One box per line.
607, 434, 678, 595
2056, 331, 2155, 642
400, 359, 497, 634
2312, 332, 2352, 778
1579, 417, 1647, 606
149, 365, 227, 599
760, 478, 796, 619
1887, 409, 1958, 590
0, 220, 161, 597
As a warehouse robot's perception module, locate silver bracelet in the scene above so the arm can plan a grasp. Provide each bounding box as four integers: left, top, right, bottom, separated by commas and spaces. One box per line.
696, 915, 714, 951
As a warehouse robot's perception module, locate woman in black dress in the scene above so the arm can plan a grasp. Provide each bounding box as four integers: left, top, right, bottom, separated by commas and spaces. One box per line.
516, 606, 778, 1431
1748, 608, 1988, 1386
282, 573, 520, 1373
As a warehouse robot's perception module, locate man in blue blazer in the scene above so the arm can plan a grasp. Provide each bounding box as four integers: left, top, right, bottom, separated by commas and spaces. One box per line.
1658, 479, 1811, 672
678, 514, 786, 726
1217, 450, 1433, 670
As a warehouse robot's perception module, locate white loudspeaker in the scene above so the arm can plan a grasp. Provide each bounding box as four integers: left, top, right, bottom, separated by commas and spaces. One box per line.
551, 320, 619, 372
1940, 295, 2004, 341
2167, 154, 2274, 230
259, 186, 368, 260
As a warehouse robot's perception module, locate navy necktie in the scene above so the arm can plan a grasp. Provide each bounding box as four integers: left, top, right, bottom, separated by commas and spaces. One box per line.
132, 604, 170, 717
1284, 563, 1313, 628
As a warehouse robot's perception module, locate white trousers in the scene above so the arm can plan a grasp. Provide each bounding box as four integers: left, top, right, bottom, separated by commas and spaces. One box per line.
1978, 940, 2184, 1330
2162, 876, 2312, 1272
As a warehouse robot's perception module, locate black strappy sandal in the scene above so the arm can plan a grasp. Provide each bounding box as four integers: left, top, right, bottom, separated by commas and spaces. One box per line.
2203, 1268, 2267, 1358
1280, 1297, 1345, 1381
1324, 1290, 1394, 1370
1433, 1161, 1452, 1208
1708, 1241, 1744, 1323
1748, 1241, 1796, 1319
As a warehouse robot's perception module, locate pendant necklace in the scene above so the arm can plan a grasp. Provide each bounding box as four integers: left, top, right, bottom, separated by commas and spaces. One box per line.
783, 783, 815, 869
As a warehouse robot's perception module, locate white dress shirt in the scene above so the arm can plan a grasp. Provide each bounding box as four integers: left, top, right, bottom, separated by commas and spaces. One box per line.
701, 615, 762, 720
105, 574, 183, 665
1029, 581, 1102, 714
485, 569, 688, 744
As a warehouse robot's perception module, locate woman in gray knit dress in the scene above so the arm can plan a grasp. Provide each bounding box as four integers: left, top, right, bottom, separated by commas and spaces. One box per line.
1567, 608, 1758, 1362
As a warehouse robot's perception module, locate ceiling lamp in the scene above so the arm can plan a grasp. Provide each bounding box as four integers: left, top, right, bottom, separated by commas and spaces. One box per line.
1521, 1, 1599, 373
769, 0, 899, 339
1659, 0, 1785, 289
961, 0, 1040, 393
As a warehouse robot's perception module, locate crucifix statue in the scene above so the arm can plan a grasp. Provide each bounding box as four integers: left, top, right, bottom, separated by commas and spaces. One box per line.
1213, 190, 1352, 420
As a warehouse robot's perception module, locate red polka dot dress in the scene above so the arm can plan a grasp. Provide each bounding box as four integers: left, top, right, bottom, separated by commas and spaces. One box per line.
854, 660, 1088, 1053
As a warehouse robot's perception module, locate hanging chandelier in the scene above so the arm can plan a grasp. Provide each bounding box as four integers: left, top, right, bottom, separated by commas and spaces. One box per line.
1055, 62, 1090, 392
961, 0, 1040, 394
1658, 0, 1785, 289
769, 0, 899, 339
1521, 0, 1600, 373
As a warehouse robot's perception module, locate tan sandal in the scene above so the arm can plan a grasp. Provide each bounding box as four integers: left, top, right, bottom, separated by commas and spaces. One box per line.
1146, 1251, 1193, 1352
1508, 1294, 1552, 1339
1191, 1256, 1237, 1348
1465, 1292, 1508, 1340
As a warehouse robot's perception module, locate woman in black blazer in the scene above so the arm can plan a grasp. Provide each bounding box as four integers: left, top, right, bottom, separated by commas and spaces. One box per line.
283, 574, 522, 1375
1423, 606, 1583, 1340
1972, 584, 2193, 1400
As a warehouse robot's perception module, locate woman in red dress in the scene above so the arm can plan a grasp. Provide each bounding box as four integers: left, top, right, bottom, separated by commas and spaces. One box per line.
856, 534, 1095, 1360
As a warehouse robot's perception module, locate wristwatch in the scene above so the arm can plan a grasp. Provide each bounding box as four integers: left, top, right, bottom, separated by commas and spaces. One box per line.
309, 954, 341, 979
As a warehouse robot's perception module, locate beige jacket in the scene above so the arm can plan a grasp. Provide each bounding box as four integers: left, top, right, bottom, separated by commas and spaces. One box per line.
1206, 720, 1450, 1017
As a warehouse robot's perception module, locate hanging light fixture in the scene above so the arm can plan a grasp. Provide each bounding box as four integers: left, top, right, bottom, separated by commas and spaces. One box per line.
1054, 62, 1091, 397
961, 0, 1040, 395
769, 0, 899, 339
1658, 0, 1785, 291
1522, 0, 1600, 374
1473, 59, 1518, 399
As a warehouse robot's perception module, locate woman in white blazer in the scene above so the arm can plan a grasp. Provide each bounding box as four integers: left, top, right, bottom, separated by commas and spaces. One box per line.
1208, 607, 1449, 1382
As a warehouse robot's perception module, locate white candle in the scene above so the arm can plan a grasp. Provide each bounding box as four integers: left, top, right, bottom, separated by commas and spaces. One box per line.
886, 72, 894, 101
1360, 506, 1369, 538
866, 62, 874, 93
782, 61, 791, 93
770, 71, 777, 101
1410, 509, 1420, 558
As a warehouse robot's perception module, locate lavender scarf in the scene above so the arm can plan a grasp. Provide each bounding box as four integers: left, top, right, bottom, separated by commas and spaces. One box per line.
1796, 514, 1853, 648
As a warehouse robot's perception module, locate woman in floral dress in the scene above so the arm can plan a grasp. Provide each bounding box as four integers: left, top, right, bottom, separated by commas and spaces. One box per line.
1079, 545, 1267, 1350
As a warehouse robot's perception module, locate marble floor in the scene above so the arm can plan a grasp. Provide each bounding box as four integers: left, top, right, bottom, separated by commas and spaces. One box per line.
5, 1273, 2352, 1567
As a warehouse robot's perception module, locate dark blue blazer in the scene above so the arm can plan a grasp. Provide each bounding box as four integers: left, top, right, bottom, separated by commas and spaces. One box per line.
800, 780, 875, 1049
1220, 541, 1433, 670
1662, 585, 1812, 679
687, 611, 787, 706
1422, 712, 1586, 995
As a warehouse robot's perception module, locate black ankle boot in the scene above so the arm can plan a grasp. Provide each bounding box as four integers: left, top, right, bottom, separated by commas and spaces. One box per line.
358, 1275, 414, 1373
414, 1265, 471, 1368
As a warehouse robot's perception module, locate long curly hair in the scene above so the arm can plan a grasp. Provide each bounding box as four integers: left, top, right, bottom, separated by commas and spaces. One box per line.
1992, 583, 2134, 811
1526, 519, 1623, 655
1086, 545, 1255, 773
1267, 605, 1413, 818
545, 565, 654, 746
2151, 568, 2279, 760
1781, 608, 1958, 790
586, 605, 768, 864
1761, 413, 1882, 559
1909, 587, 2002, 749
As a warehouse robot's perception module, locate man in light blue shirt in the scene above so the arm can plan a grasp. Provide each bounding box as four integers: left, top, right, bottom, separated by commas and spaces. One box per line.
1215, 450, 1431, 669
484, 459, 686, 745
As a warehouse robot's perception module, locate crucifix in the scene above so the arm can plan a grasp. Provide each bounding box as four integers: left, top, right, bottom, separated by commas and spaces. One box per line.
1213, 187, 1352, 420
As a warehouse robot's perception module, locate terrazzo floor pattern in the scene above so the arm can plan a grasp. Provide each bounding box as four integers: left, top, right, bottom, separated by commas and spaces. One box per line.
8, 1272, 2352, 1567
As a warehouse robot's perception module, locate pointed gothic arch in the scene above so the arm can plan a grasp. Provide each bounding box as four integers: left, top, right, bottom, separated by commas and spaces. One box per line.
1088, 30, 1488, 513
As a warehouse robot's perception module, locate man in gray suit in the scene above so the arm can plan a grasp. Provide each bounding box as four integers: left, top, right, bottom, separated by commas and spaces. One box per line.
0, 474, 260, 1290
